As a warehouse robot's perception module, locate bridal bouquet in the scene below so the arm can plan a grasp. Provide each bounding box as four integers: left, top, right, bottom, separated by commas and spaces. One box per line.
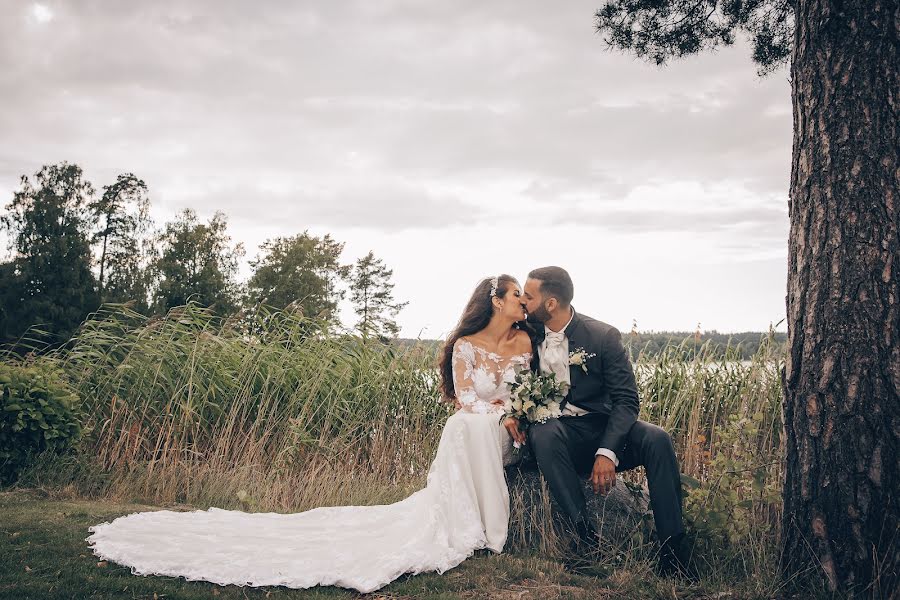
502, 370, 570, 446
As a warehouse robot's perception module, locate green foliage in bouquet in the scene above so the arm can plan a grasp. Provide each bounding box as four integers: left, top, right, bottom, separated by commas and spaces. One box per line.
0, 363, 82, 483
504, 370, 570, 425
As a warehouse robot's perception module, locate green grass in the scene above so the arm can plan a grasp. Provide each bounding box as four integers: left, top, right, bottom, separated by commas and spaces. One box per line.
2, 488, 794, 600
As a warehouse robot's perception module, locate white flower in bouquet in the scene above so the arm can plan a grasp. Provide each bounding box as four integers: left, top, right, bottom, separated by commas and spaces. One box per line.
501, 369, 570, 447
532, 405, 552, 423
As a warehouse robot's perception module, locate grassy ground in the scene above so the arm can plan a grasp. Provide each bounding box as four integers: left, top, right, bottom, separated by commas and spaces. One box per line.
1, 488, 761, 600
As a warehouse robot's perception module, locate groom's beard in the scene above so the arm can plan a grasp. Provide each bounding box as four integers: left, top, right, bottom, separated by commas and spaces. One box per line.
526, 314, 543, 327
526, 305, 551, 325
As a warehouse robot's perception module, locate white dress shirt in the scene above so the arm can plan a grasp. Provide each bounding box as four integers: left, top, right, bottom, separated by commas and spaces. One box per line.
539, 308, 619, 467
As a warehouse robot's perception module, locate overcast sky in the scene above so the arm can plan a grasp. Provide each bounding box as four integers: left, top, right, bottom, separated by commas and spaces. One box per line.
0, 0, 792, 338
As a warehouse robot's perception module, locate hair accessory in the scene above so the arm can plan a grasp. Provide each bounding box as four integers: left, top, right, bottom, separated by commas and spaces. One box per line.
489, 276, 499, 298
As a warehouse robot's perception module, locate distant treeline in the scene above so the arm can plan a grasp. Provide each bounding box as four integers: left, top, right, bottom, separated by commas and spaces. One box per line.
621, 330, 787, 360
398, 330, 787, 361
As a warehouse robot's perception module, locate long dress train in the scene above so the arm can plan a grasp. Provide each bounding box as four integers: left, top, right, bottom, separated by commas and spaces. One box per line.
87, 339, 529, 593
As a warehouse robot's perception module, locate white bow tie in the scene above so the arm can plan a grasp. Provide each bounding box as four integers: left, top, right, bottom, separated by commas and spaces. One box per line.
544, 329, 566, 347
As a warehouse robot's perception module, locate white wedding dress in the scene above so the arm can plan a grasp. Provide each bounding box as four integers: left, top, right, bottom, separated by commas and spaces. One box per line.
87, 339, 531, 593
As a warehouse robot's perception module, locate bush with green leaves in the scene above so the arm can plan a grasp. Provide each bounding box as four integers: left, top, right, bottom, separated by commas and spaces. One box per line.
632, 333, 783, 577
675, 398, 782, 579
0, 363, 82, 483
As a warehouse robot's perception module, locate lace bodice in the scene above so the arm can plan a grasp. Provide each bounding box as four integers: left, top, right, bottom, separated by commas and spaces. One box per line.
452, 338, 532, 414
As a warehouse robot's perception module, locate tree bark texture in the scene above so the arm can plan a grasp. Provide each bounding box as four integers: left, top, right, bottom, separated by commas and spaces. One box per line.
783, 0, 899, 593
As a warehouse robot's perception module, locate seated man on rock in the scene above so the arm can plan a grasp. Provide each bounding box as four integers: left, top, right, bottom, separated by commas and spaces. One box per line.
508, 265, 695, 578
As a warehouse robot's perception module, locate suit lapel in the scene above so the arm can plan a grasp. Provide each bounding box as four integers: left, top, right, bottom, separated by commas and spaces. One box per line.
524, 321, 543, 372
564, 309, 587, 390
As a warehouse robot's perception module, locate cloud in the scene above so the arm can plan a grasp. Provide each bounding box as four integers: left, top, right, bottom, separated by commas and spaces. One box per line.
28, 4, 53, 25
584, 204, 787, 234
549, 180, 788, 230
163, 180, 481, 232
0, 0, 791, 207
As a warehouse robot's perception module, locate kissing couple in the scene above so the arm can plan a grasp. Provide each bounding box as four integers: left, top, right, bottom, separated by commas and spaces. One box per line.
87, 266, 695, 593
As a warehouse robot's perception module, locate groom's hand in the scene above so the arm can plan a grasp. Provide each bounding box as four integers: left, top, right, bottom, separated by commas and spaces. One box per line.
590, 455, 616, 495
503, 417, 526, 445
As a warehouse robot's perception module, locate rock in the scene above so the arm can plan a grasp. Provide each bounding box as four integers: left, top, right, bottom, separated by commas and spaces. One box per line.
504, 458, 649, 552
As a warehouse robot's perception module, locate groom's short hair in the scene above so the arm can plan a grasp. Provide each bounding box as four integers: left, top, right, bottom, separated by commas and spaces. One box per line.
527, 266, 574, 307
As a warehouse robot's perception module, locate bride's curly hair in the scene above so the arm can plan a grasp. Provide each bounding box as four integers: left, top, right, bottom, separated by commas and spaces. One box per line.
439, 274, 519, 401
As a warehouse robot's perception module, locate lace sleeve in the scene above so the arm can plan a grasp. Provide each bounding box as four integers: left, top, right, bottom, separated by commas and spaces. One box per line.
452, 339, 479, 411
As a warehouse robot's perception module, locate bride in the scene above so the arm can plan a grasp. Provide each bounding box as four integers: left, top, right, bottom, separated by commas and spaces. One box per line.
87, 274, 533, 593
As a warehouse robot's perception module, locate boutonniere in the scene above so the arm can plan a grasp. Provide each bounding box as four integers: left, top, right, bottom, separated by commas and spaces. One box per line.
568, 347, 596, 373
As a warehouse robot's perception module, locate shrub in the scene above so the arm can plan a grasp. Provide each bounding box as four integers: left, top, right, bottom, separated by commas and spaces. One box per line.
680, 410, 782, 576
0, 363, 82, 483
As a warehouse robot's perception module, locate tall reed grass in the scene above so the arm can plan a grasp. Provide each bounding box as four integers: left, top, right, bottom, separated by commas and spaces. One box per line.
39, 303, 450, 511
16, 303, 786, 586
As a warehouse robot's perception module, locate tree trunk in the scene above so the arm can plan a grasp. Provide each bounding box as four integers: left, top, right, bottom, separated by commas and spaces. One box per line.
99, 214, 110, 296
782, 0, 899, 594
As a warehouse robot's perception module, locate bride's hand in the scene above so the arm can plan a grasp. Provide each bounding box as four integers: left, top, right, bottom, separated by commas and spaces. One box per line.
503, 417, 526, 446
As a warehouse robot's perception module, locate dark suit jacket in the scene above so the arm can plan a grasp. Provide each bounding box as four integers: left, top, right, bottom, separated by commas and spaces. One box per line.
529, 309, 640, 457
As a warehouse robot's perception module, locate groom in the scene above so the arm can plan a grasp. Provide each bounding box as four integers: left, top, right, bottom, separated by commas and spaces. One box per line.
506, 266, 693, 577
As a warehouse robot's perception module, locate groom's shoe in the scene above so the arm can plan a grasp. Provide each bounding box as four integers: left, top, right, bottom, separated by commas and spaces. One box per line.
656, 533, 699, 582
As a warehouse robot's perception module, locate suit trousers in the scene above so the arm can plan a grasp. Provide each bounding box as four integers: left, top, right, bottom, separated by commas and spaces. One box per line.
529, 414, 684, 540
